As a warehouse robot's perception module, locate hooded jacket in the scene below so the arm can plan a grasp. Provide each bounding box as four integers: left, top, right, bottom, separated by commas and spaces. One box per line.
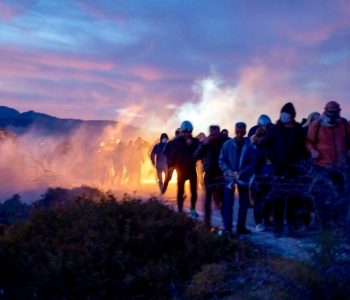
265, 120, 307, 176
306, 117, 350, 167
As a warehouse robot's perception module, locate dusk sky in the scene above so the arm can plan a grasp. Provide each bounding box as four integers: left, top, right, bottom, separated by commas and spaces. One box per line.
1, 0, 349, 132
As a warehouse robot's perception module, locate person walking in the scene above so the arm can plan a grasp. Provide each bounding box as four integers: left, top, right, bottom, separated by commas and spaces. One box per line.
265, 102, 307, 237
150, 133, 169, 192
165, 121, 200, 217
194, 125, 227, 227
219, 122, 256, 235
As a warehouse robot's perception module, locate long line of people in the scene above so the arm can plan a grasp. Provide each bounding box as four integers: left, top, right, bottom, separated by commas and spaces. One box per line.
156, 101, 350, 237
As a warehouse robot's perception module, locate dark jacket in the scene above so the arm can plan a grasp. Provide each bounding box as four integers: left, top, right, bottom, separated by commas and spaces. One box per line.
193, 135, 227, 179
265, 121, 307, 176
166, 136, 199, 178
150, 142, 168, 170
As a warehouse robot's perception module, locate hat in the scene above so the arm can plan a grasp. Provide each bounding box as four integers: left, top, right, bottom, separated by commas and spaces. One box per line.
281, 102, 296, 119
325, 101, 341, 112
160, 133, 169, 140
257, 114, 272, 126
180, 120, 193, 132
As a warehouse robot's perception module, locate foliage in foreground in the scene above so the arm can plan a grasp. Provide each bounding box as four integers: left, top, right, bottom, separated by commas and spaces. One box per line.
1, 188, 350, 300
0, 195, 239, 299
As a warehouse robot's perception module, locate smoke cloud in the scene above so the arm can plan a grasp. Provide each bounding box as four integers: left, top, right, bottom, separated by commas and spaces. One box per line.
1, 69, 348, 202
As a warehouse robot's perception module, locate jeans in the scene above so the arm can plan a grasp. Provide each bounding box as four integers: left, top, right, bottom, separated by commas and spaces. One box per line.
223, 181, 249, 232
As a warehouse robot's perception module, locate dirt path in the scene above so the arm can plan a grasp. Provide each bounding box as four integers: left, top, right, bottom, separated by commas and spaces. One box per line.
139, 186, 317, 262
113, 184, 339, 262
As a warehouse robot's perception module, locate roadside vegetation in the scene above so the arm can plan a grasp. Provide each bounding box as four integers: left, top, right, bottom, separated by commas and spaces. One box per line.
0, 187, 349, 299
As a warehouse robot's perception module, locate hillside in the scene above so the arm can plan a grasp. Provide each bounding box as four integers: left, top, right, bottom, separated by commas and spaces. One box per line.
0, 106, 141, 136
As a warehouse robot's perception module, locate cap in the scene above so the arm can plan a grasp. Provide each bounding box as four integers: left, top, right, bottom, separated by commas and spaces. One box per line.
257, 114, 272, 126
160, 133, 169, 140
325, 101, 341, 112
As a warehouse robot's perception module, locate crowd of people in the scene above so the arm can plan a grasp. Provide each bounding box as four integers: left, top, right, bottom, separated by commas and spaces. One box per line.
1, 101, 349, 238
98, 136, 150, 188
153, 101, 350, 237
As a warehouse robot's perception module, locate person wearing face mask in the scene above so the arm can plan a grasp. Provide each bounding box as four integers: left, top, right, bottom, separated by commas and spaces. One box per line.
265, 102, 307, 237
150, 133, 169, 192
306, 101, 350, 228
306, 101, 350, 168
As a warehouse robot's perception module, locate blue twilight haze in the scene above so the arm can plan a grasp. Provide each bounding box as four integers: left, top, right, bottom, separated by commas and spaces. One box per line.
0, 0, 349, 131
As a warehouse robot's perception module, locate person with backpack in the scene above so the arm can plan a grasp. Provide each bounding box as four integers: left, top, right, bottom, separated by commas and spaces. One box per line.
150, 133, 169, 192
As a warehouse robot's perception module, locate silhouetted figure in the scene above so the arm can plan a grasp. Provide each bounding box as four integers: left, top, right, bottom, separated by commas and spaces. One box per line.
162, 128, 181, 193
250, 125, 273, 232
194, 125, 226, 227
266, 102, 307, 237
113, 141, 126, 186
220, 129, 229, 140
150, 133, 169, 191
166, 121, 199, 217
248, 114, 272, 138
302, 111, 320, 135
134, 137, 147, 186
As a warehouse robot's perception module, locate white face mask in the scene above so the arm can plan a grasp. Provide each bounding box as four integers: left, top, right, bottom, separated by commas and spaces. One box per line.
161, 138, 168, 143
280, 112, 292, 123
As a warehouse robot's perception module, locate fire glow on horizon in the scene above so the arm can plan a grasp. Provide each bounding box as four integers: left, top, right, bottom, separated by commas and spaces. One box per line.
0, 124, 182, 201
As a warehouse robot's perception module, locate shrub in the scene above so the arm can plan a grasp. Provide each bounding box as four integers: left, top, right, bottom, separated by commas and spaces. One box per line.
0, 195, 239, 299
0, 194, 31, 224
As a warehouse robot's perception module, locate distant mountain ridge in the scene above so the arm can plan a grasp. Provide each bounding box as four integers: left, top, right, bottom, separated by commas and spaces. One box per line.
0, 106, 140, 136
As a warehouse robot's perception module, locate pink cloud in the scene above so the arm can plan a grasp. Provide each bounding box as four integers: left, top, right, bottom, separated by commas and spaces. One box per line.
284, 25, 334, 45
0, 3, 15, 20
76, 0, 127, 23
0, 1, 36, 21
129, 65, 164, 81
38, 55, 115, 71
281, 12, 350, 46
0, 47, 115, 72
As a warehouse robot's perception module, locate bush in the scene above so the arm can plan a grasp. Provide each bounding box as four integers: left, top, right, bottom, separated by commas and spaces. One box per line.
0, 194, 31, 224
0, 195, 239, 299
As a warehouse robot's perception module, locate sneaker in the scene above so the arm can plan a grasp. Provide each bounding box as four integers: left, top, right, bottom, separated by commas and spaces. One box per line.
190, 209, 199, 218
255, 223, 266, 232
